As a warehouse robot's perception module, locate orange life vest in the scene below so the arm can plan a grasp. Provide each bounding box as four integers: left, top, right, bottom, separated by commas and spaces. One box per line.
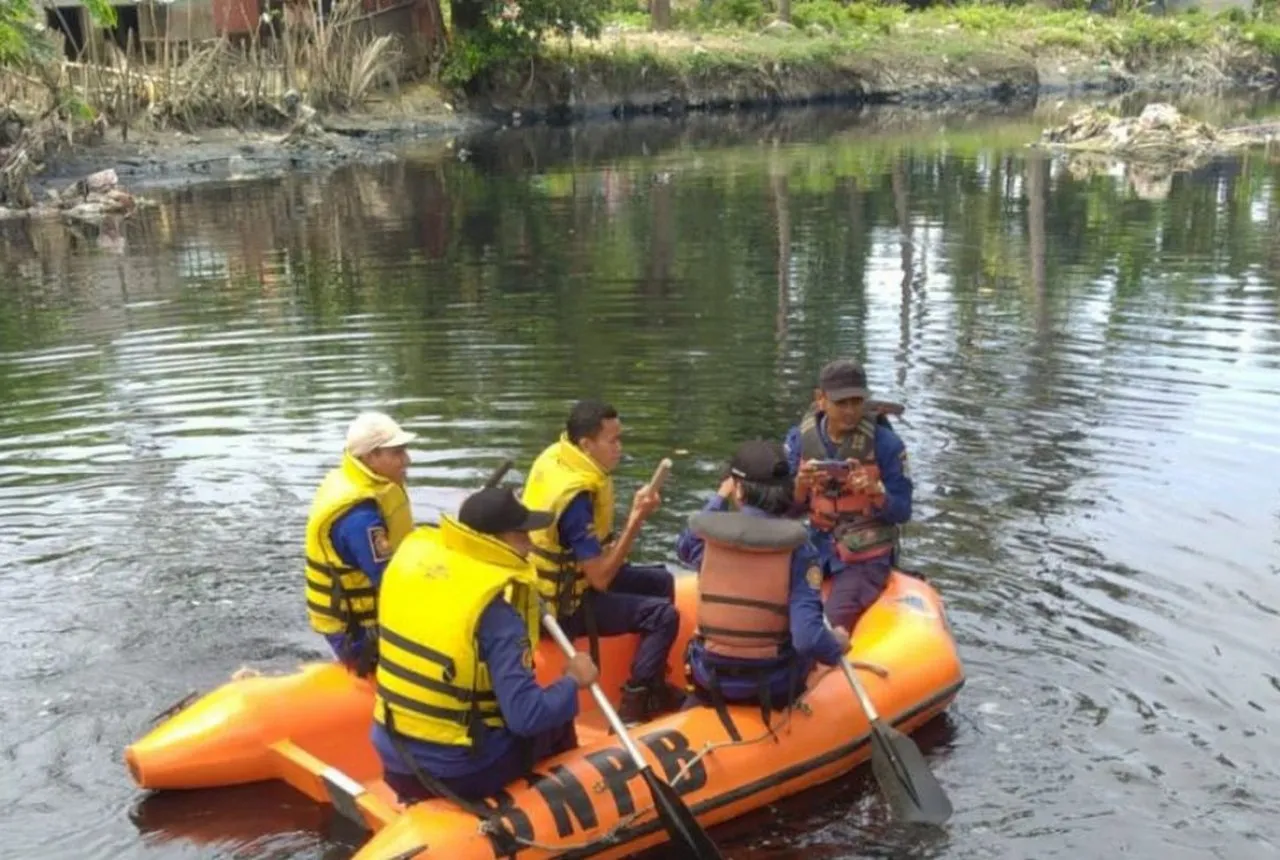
691, 510, 809, 661
798, 409, 899, 563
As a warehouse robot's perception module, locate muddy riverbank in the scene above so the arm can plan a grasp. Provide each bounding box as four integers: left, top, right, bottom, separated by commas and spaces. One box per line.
12, 10, 1280, 204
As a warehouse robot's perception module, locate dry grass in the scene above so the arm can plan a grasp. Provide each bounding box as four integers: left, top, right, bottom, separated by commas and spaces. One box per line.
3, 0, 404, 135
0, 0, 408, 208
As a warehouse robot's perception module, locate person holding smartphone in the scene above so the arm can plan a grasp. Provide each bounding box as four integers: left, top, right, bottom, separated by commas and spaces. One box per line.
783, 359, 914, 635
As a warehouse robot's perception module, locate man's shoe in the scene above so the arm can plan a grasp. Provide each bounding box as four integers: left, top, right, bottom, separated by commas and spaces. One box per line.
616, 679, 687, 727
647, 680, 687, 716
617, 682, 650, 727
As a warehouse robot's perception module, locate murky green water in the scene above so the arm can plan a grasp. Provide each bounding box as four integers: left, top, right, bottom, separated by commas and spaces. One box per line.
2, 101, 1279, 859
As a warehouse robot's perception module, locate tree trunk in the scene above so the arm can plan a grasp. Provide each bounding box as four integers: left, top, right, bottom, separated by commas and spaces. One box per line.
651, 0, 671, 31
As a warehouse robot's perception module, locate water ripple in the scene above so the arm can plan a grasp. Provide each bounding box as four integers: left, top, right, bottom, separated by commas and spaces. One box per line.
3, 107, 1280, 859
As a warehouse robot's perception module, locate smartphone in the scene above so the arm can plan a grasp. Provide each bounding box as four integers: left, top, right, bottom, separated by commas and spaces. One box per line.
813, 459, 851, 476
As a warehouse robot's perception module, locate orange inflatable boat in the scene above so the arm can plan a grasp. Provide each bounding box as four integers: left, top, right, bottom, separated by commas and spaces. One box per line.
126, 569, 964, 859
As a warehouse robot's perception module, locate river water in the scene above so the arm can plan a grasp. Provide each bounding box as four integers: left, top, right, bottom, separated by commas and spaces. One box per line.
2, 99, 1279, 860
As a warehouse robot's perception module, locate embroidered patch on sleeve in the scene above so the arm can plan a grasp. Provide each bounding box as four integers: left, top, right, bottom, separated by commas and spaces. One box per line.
520, 641, 534, 671
368, 525, 392, 562
806, 565, 824, 590
899, 450, 911, 480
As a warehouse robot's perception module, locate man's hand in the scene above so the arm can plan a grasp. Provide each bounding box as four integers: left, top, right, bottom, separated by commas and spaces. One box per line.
629, 484, 661, 523
829, 625, 851, 654
716, 475, 736, 500
564, 653, 599, 688
845, 462, 885, 497
795, 458, 820, 495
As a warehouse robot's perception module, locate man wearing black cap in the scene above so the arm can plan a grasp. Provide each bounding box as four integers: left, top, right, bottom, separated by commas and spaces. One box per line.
673, 441, 851, 738
782, 359, 914, 635
369, 487, 600, 803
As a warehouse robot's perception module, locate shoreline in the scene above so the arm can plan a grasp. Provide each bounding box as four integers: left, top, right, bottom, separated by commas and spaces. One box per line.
10, 11, 1280, 209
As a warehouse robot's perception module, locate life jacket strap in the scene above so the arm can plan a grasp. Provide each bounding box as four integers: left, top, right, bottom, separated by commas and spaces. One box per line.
381, 709, 522, 858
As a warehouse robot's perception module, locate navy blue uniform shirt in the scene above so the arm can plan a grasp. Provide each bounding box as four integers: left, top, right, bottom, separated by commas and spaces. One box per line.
372, 596, 579, 778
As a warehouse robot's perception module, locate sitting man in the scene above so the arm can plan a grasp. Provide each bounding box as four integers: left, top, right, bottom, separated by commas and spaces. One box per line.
784, 359, 914, 634
303, 411, 416, 674
521, 399, 682, 725
675, 440, 850, 740
371, 486, 599, 803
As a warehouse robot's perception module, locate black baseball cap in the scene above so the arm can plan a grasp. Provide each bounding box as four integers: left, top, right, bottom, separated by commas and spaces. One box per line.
728, 440, 791, 485
458, 487, 554, 534
819, 359, 869, 401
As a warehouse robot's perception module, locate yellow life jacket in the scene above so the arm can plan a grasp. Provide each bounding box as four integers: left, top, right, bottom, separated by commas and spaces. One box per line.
520, 434, 615, 617
373, 517, 541, 747
303, 452, 413, 636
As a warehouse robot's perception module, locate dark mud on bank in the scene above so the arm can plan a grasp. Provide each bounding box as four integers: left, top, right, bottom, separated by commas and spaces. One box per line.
28, 45, 1266, 204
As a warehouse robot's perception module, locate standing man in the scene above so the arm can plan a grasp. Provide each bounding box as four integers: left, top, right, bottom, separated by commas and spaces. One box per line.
303, 411, 416, 674
521, 399, 683, 726
784, 359, 913, 634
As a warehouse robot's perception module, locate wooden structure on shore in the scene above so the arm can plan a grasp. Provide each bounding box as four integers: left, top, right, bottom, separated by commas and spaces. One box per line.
40, 0, 444, 69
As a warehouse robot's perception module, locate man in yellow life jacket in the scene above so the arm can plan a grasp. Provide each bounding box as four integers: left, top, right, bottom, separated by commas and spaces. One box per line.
521, 399, 683, 726
783, 359, 914, 635
674, 440, 851, 740
371, 487, 599, 804
303, 411, 416, 674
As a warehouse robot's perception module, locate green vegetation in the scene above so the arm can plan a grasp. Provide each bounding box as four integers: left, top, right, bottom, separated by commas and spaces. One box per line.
0, 0, 114, 65
596, 0, 1280, 57
461, 1, 1280, 98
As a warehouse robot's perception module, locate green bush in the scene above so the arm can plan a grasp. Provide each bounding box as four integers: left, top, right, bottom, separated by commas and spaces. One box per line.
443, 0, 604, 87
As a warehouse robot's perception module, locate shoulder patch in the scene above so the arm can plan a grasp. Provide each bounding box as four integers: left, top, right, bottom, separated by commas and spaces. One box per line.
368, 525, 392, 562
806, 565, 824, 590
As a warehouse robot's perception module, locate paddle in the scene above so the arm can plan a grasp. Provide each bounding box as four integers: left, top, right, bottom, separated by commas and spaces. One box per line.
649, 457, 673, 492
541, 609, 722, 859
825, 618, 953, 825
483, 459, 514, 489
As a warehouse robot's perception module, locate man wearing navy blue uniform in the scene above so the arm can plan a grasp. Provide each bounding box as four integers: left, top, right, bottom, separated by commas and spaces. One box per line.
783, 360, 913, 634
303, 411, 416, 672
521, 401, 683, 725
371, 487, 600, 803
675, 441, 850, 735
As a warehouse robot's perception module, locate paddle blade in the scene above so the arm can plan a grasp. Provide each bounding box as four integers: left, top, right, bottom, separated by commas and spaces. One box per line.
869, 721, 953, 826
640, 766, 723, 859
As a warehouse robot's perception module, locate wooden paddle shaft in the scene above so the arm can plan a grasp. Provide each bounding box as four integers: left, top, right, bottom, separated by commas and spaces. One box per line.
540, 611, 650, 770
648, 457, 673, 492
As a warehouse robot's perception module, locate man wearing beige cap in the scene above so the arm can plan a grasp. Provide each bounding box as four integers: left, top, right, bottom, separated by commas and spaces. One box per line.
303, 411, 417, 674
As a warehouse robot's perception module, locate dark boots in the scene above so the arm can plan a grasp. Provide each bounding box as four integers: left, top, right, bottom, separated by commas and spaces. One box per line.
618, 677, 686, 726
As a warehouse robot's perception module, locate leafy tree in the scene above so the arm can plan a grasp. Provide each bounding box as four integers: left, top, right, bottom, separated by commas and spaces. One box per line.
444, 0, 602, 85
0, 0, 116, 67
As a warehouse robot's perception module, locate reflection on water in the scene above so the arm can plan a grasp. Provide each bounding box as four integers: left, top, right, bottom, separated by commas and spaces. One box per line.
2, 101, 1279, 859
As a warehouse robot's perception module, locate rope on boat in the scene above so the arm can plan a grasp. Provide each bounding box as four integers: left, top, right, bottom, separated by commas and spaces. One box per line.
496, 809, 646, 852
505, 659, 893, 851
671, 702, 799, 789
668, 658, 890, 790
502, 690, 841, 853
